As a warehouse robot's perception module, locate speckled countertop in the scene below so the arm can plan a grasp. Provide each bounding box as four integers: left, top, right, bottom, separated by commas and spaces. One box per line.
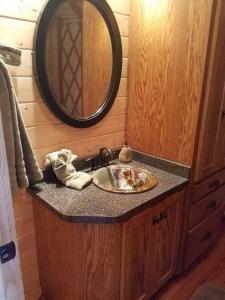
30, 150, 190, 223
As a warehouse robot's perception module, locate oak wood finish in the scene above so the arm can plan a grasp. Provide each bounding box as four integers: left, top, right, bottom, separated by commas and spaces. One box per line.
155, 230, 225, 300
150, 191, 184, 294
194, 0, 225, 182
184, 206, 223, 269
121, 190, 185, 300
120, 205, 155, 300
33, 198, 122, 300
0, 0, 130, 298
189, 184, 225, 228
192, 168, 225, 203
126, 0, 213, 166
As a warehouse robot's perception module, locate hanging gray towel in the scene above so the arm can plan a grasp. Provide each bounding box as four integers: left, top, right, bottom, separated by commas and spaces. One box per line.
0, 58, 43, 194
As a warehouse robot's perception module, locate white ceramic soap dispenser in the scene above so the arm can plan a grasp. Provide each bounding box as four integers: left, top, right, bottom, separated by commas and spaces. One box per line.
119, 144, 132, 163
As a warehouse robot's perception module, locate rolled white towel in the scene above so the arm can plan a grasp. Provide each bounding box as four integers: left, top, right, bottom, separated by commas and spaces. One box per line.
45, 149, 92, 190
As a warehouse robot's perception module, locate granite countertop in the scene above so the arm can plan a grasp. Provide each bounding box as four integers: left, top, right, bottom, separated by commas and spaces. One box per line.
30, 150, 190, 224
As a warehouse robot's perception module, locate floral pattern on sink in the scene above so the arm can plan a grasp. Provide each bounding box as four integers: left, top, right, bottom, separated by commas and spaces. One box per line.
93, 164, 157, 193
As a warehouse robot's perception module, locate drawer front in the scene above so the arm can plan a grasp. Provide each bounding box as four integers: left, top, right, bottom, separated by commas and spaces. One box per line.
189, 184, 225, 228
184, 207, 222, 268
192, 168, 225, 203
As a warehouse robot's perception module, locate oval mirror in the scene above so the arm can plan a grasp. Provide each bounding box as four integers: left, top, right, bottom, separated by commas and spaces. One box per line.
35, 0, 122, 127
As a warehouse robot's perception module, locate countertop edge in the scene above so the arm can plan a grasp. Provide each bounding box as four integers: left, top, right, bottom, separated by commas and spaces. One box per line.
30, 180, 188, 224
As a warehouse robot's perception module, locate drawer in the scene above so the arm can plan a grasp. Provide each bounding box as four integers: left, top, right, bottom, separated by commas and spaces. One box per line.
192, 168, 225, 203
184, 207, 222, 268
189, 184, 225, 228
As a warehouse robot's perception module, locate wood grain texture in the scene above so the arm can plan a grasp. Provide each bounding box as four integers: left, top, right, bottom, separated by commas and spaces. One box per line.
194, 0, 225, 181
127, 0, 213, 166
192, 168, 225, 203
150, 191, 184, 294
0, 0, 47, 21
156, 230, 225, 300
83, 1, 112, 117
0, 0, 130, 298
33, 198, 122, 300
34, 131, 125, 167
121, 207, 155, 300
121, 190, 185, 300
189, 184, 225, 228
184, 206, 222, 269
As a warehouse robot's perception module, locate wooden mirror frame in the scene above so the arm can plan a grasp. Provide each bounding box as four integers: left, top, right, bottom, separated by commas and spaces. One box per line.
35, 0, 122, 128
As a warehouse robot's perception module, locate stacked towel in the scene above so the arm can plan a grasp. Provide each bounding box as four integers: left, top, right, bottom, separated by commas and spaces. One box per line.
0, 58, 43, 194
0, 43, 21, 66
44, 149, 92, 190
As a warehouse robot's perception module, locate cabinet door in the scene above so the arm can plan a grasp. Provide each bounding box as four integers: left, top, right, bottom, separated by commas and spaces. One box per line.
121, 190, 185, 300
195, 0, 225, 182
150, 190, 184, 294
215, 84, 225, 169
120, 207, 156, 300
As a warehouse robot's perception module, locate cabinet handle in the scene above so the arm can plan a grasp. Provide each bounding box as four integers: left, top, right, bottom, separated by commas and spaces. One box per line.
160, 211, 167, 220
201, 231, 212, 242
209, 180, 220, 189
206, 200, 217, 210
152, 216, 160, 225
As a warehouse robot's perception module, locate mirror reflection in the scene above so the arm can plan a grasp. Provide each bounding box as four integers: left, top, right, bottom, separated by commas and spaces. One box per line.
45, 0, 113, 119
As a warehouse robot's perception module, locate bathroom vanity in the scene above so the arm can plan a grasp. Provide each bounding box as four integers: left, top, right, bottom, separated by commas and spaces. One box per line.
31, 153, 189, 300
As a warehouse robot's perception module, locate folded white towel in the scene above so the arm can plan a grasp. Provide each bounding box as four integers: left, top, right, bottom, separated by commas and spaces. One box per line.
45, 149, 92, 190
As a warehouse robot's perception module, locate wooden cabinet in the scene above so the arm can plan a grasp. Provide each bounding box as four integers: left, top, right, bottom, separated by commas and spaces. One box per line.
121, 190, 184, 300
184, 206, 223, 268
195, 0, 225, 182
183, 173, 225, 269
33, 190, 185, 300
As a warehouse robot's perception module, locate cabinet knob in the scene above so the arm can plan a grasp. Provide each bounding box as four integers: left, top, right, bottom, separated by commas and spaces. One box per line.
206, 200, 217, 210
160, 211, 167, 220
209, 180, 220, 189
152, 216, 160, 225
221, 111, 225, 120
201, 231, 212, 242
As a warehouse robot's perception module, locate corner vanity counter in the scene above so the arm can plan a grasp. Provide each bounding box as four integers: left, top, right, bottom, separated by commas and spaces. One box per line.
30, 151, 190, 300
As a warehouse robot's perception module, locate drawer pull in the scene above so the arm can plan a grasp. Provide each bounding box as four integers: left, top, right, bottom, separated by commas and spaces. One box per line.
160, 211, 167, 220
152, 216, 160, 225
206, 200, 217, 210
209, 180, 220, 189
201, 232, 212, 242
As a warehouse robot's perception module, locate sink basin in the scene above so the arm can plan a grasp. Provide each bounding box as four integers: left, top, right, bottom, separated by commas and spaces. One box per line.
92, 164, 157, 193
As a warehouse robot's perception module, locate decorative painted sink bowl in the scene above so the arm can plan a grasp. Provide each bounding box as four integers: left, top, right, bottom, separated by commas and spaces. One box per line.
92, 164, 157, 193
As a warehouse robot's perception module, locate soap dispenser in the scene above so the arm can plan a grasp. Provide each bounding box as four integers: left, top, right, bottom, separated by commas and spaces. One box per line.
119, 144, 132, 163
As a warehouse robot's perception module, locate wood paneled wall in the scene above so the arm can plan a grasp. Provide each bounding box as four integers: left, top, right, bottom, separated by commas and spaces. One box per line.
126, 0, 213, 166
0, 0, 130, 298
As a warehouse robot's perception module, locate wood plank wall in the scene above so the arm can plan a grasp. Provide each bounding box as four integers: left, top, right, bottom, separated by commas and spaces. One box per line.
126, 0, 213, 166
0, 0, 130, 298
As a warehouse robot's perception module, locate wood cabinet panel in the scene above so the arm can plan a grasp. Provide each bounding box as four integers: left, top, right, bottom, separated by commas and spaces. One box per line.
121, 190, 185, 300
120, 208, 156, 300
189, 184, 225, 228
195, 0, 225, 181
192, 168, 225, 203
215, 83, 225, 170
127, 0, 213, 165
151, 191, 184, 293
33, 199, 122, 300
184, 206, 222, 269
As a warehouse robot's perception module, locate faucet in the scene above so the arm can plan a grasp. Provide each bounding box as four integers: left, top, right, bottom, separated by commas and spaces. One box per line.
86, 147, 114, 170
99, 147, 114, 166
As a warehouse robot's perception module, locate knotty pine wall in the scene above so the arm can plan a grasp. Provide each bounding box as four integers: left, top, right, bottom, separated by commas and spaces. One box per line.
126, 0, 213, 166
0, 0, 130, 299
